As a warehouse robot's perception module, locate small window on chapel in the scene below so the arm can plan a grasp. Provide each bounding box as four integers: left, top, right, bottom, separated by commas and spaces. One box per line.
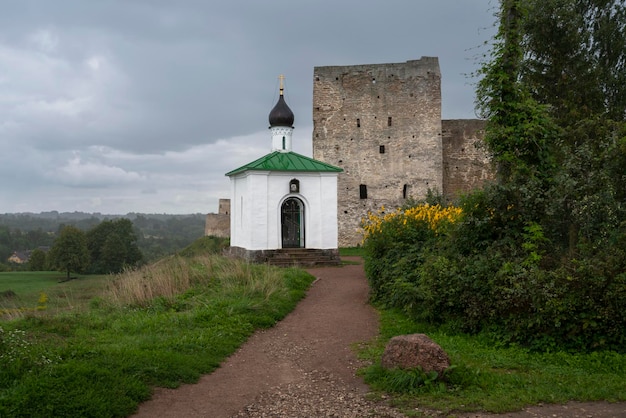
356, 118, 361, 128
388, 117, 392, 127
403, 184, 409, 199
379, 145, 385, 154
359, 184, 368, 199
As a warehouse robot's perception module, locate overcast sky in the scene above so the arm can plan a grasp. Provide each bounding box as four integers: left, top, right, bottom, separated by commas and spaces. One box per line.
0, 0, 497, 215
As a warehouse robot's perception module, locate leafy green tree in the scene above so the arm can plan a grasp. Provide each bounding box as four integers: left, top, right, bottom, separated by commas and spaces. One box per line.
87, 219, 143, 274
1, 213, 206, 263
516, 0, 626, 253
26, 228, 54, 249
100, 233, 127, 274
465, 0, 626, 349
48, 226, 90, 280
28, 248, 47, 271
521, 0, 626, 126
476, 0, 558, 185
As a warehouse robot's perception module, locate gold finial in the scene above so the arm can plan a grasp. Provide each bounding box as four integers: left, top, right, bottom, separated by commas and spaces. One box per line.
279, 74, 285, 95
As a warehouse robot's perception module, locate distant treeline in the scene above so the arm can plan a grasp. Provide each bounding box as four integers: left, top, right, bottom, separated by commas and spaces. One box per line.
0, 212, 207, 265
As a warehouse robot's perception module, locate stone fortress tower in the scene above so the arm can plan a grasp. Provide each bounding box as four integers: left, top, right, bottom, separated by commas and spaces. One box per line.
312, 58, 491, 247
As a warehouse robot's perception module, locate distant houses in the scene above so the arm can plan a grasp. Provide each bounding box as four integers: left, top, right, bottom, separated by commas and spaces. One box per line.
7, 251, 30, 264
6, 247, 49, 264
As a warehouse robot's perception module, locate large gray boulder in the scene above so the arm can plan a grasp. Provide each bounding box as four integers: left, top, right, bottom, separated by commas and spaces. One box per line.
381, 334, 450, 375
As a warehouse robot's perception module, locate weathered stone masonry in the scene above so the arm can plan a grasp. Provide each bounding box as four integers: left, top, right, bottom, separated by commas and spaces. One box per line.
205, 198, 230, 238
312, 58, 491, 247
442, 119, 490, 200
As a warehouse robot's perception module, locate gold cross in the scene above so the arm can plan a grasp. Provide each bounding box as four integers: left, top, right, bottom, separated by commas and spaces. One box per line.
279, 74, 285, 95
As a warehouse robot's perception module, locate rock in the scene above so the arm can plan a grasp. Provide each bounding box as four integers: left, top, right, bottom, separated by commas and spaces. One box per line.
381, 334, 450, 375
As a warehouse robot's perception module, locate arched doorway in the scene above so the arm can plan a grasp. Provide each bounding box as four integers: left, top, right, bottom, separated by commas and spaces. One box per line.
281, 197, 305, 248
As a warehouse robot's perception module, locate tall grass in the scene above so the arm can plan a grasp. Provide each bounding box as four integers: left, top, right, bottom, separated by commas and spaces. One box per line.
107, 256, 204, 306
106, 255, 287, 307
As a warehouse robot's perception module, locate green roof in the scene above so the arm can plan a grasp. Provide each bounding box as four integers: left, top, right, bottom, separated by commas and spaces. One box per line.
226, 151, 343, 176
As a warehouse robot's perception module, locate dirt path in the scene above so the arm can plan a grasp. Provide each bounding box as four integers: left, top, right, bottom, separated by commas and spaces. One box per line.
132, 258, 625, 418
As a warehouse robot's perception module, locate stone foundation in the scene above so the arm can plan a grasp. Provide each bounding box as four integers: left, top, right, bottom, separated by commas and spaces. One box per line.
226, 246, 341, 267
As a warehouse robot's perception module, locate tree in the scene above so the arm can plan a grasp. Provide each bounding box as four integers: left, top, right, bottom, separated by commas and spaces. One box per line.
520, 0, 626, 126
48, 226, 90, 280
0, 226, 11, 262
477, 0, 626, 253
516, 0, 626, 252
86, 219, 143, 274
476, 0, 558, 185
28, 248, 47, 271
100, 233, 127, 274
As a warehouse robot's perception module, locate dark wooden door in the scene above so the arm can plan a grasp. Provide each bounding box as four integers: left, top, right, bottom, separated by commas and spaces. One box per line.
281, 198, 304, 248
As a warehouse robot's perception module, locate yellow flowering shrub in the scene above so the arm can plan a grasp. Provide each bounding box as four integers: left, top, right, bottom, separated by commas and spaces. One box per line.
361, 203, 462, 242
361, 202, 463, 308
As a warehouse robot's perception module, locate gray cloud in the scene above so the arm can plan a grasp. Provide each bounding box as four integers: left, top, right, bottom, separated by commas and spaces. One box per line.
0, 0, 496, 214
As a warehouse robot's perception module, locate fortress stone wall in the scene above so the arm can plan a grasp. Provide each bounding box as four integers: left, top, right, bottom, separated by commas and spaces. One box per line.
205, 198, 230, 238
312, 58, 492, 247
442, 119, 491, 199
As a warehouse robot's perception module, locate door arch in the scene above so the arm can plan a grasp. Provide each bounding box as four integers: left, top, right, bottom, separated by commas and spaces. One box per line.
281, 197, 305, 248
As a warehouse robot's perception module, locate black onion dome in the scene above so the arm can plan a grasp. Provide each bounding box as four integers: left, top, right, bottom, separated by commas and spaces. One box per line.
268, 94, 294, 127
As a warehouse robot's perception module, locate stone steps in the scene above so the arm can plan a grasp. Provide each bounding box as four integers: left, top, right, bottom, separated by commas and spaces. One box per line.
263, 248, 341, 267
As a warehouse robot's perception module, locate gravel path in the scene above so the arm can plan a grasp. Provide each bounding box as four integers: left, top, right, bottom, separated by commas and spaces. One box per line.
132, 258, 404, 417
131, 258, 626, 418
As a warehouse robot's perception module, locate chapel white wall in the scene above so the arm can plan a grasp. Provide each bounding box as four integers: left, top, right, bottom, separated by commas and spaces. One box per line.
230, 171, 339, 251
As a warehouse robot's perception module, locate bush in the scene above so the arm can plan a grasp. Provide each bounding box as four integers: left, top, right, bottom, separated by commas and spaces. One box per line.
362, 187, 626, 352
362, 203, 462, 313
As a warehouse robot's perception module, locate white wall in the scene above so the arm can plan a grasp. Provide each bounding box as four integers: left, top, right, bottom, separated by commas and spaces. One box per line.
229, 170, 339, 250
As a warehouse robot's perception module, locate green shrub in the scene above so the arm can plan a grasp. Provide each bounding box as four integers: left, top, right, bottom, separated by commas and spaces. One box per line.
362, 185, 626, 352
361, 203, 461, 311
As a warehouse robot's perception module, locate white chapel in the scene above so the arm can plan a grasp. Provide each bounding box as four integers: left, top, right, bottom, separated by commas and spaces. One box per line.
225, 77, 342, 265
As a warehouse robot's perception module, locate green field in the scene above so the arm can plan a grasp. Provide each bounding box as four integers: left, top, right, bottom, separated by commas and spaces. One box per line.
1, 272, 70, 293
0, 272, 112, 316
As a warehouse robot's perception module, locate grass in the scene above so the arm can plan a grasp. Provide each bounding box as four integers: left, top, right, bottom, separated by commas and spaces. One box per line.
0, 272, 112, 319
0, 271, 64, 294
339, 246, 365, 257
339, 247, 365, 265
5, 247, 623, 417
0, 254, 315, 417
359, 308, 626, 416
